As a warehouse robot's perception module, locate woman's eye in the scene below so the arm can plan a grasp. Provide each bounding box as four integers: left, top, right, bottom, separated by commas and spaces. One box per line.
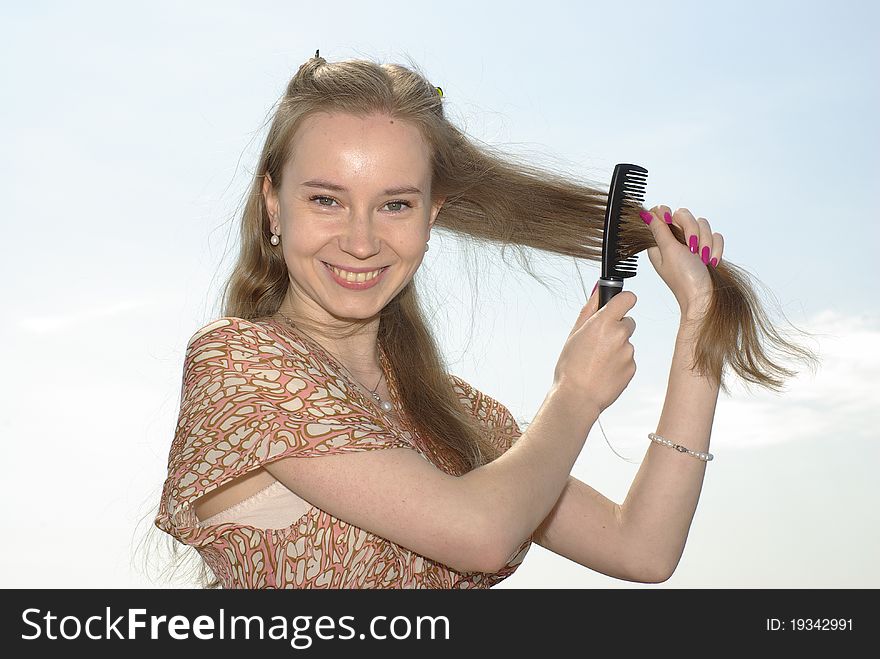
310, 195, 338, 207
384, 200, 413, 213
308, 196, 412, 213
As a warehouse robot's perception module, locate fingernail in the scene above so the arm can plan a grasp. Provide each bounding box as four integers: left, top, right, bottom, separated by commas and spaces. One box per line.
710, 257, 718, 268
592, 280, 599, 295
664, 211, 672, 224
639, 210, 653, 225
701, 246, 710, 264
689, 235, 698, 253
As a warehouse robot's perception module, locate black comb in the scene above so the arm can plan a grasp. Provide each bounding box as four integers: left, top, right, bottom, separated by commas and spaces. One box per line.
598, 163, 648, 309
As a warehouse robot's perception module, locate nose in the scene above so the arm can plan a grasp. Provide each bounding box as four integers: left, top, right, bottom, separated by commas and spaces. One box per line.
338, 211, 381, 260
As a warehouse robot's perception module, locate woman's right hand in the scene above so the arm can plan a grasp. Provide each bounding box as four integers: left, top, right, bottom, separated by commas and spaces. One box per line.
552, 283, 637, 414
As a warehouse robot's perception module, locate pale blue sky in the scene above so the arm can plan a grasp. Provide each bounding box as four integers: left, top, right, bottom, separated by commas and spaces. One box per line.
1, 0, 877, 587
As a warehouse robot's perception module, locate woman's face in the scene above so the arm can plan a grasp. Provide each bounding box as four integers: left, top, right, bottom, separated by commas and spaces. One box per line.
263, 111, 443, 324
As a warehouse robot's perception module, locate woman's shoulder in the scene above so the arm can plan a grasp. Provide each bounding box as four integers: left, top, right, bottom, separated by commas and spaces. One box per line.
446, 373, 524, 452
446, 373, 514, 424
185, 315, 272, 348
184, 315, 316, 362
446, 372, 502, 408
447, 372, 476, 400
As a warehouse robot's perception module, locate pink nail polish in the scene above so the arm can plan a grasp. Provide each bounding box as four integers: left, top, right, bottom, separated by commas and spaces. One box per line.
592, 280, 599, 295
701, 246, 710, 264
689, 235, 698, 253
639, 210, 653, 225
664, 211, 672, 223
710, 257, 718, 268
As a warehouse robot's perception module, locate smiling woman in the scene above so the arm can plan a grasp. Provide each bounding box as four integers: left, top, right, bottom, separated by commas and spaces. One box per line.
258, 108, 442, 334
147, 51, 818, 589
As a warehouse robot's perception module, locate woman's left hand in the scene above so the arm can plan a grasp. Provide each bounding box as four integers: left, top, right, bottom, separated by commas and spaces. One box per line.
639, 205, 724, 317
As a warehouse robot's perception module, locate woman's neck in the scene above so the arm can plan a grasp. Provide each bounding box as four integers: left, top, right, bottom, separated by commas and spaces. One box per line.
271, 309, 383, 382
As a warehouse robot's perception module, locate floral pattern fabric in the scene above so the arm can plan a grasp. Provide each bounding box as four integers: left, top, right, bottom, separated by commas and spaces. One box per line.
154, 316, 532, 588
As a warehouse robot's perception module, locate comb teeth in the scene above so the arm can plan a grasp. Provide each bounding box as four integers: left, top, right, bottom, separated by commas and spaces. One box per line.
602, 163, 648, 280
615, 254, 638, 275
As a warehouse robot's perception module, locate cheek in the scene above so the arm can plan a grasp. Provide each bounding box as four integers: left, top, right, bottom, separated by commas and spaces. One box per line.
280, 240, 323, 275
281, 221, 327, 254
389, 231, 428, 254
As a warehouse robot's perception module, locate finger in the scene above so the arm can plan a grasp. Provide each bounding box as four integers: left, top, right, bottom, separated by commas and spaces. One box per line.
651, 204, 678, 242
711, 232, 724, 268
588, 278, 601, 311
654, 204, 687, 246
642, 204, 671, 270
696, 217, 713, 265
571, 279, 602, 335
609, 290, 637, 319
656, 205, 674, 225
672, 208, 701, 257
639, 205, 679, 254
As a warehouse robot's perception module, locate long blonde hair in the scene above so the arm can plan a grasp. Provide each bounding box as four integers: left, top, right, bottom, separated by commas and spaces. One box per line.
146, 51, 819, 588
224, 50, 817, 462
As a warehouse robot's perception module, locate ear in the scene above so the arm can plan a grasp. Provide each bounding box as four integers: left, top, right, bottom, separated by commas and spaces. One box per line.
429, 195, 446, 229
262, 174, 279, 229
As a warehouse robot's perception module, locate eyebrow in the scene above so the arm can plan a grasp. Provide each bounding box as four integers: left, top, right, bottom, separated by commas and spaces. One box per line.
300, 179, 423, 196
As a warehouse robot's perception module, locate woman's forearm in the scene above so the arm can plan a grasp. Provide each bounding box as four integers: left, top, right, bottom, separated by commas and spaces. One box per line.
460, 384, 600, 570
618, 313, 721, 581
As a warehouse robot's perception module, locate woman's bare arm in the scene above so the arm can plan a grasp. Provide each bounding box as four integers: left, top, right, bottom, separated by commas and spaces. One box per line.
529, 475, 640, 582
525, 313, 720, 583
618, 312, 720, 580
263, 384, 600, 575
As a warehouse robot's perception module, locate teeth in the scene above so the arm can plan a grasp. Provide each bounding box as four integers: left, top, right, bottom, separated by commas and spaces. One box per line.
329, 265, 383, 283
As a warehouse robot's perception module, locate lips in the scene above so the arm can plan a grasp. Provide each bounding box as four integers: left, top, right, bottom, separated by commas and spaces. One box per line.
322, 261, 389, 290
322, 261, 387, 274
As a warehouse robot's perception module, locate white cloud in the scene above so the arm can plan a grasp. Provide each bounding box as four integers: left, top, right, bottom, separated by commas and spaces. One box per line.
713, 310, 879, 450
580, 310, 880, 454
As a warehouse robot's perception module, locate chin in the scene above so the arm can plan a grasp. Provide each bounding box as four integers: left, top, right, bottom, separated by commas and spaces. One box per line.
324, 307, 383, 324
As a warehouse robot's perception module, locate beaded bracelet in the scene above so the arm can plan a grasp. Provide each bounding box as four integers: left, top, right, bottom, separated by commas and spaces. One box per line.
648, 432, 714, 462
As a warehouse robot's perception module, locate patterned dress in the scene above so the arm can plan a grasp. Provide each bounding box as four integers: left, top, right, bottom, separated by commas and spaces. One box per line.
154, 316, 533, 588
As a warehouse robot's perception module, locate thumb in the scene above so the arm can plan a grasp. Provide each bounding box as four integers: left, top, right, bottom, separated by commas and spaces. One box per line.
640, 207, 678, 255
589, 278, 601, 309
571, 280, 601, 335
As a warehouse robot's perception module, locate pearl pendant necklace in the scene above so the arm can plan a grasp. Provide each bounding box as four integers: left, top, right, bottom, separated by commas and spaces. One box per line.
352, 363, 396, 415
372, 389, 395, 413
368, 355, 395, 414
